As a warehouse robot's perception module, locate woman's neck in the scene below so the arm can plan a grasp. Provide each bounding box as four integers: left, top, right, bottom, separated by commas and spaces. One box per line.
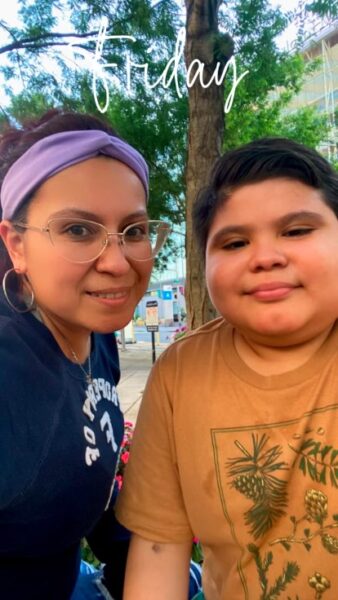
234, 326, 334, 375
35, 306, 91, 363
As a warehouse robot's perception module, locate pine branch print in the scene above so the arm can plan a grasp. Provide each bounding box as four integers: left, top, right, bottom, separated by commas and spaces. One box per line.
289, 438, 338, 487
248, 544, 300, 599
266, 562, 300, 599
227, 434, 289, 538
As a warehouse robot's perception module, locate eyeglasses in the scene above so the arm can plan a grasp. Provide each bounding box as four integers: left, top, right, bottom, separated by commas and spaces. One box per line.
13, 217, 171, 263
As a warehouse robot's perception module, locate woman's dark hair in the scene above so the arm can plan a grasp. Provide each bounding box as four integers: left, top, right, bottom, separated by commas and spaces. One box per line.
193, 137, 338, 257
0, 109, 119, 279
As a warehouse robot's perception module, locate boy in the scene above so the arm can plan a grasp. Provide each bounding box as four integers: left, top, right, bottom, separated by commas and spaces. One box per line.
116, 138, 338, 599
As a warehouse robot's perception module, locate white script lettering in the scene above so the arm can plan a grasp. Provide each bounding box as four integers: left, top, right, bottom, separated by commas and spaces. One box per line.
66, 20, 248, 114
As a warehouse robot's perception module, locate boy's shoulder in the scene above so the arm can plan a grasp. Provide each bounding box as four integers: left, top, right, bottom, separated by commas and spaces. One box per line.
177, 316, 228, 341
160, 316, 230, 362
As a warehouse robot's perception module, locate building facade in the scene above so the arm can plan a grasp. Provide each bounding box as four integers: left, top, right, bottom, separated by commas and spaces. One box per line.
286, 18, 338, 160
135, 277, 186, 325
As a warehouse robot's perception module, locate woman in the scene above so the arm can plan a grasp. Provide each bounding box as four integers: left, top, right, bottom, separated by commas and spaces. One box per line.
0, 109, 170, 600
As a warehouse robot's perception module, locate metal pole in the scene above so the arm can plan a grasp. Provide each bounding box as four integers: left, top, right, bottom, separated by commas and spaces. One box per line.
151, 331, 156, 364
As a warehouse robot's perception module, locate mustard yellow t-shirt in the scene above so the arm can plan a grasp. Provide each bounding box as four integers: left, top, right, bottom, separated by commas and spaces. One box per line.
116, 318, 338, 600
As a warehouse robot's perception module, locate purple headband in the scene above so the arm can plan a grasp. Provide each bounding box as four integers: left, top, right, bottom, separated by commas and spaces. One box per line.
1, 130, 149, 219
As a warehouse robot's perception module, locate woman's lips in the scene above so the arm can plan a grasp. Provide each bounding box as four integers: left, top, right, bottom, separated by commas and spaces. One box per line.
88, 290, 128, 299
86, 288, 130, 306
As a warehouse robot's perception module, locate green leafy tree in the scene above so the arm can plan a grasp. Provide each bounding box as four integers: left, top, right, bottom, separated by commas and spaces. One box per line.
306, 0, 338, 19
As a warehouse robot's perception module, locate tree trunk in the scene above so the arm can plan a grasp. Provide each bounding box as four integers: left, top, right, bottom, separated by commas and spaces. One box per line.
184, 0, 225, 330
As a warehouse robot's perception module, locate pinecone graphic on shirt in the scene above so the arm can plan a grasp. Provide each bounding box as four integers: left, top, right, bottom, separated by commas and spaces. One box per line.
305, 489, 328, 523
227, 434, 289, 539
321, 533, 338, 554
233, 474, 265, 501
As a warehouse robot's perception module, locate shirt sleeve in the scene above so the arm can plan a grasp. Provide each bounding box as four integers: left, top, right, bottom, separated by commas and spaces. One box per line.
115, 353, 193, 543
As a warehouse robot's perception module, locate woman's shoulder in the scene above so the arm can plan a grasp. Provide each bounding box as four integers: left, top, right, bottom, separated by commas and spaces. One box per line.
0, 312, 65, 510
0, 307, 58, 367
0, 298, 66, 404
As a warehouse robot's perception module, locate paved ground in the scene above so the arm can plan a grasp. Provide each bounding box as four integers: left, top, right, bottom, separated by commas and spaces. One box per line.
117, 341, 168, 424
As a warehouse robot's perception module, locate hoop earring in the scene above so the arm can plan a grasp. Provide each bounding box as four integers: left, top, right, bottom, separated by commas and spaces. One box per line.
2, 268, 35, 313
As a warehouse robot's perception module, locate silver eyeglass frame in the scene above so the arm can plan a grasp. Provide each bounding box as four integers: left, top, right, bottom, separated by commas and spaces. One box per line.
12, 218, 171, 263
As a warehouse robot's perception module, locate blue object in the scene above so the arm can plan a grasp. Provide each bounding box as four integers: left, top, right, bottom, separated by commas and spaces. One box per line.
189, 561, 202, 599
71, 564, 109, 600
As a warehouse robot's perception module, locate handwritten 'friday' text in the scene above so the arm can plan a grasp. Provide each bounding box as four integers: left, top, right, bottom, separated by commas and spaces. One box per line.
66, 19, 249, 114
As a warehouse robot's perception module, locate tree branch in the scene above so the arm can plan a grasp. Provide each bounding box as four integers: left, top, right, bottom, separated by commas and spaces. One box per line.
0, 29, 100, 55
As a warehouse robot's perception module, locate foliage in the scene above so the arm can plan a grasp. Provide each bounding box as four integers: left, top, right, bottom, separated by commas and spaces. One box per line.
306, 0, 338, 19
191, 538, 203, 564
115, 420, 134, 490
172, 324, 188, 341
81, 538, 101, 568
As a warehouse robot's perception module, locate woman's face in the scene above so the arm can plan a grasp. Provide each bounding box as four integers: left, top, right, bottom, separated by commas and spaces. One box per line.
8, 156, 153, 336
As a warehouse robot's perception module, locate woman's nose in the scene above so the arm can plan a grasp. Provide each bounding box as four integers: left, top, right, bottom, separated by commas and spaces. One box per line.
95, 235, 131, 274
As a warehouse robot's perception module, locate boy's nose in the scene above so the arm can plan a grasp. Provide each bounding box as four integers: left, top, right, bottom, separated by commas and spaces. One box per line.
248, 244, 288, 272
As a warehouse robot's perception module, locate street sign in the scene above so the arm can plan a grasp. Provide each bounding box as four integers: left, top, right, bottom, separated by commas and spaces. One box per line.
146, 300, 159, 332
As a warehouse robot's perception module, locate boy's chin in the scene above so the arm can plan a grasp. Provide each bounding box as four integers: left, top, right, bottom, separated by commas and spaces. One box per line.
236, 319, 317, 347
239, 318, 336, 348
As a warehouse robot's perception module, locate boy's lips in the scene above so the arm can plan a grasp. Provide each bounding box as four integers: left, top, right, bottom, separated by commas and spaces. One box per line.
246, 282, 300, 301
247, 282, 296, 293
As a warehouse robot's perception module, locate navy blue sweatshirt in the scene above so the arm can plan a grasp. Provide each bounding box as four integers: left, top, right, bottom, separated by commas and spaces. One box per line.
0, 291, 125, 599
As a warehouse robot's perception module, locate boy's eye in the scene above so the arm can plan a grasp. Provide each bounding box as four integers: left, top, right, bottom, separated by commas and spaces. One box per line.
283, 227, 314, 237
222, 239, 248, 251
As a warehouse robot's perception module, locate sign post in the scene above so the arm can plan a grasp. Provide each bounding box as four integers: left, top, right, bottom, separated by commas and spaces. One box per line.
146, 300, 159, 364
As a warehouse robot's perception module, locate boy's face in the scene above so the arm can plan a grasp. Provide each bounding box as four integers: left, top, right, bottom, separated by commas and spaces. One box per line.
206, 178, 338, 346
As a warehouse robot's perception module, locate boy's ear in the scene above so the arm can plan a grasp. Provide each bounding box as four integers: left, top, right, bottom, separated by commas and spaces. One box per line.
0, 221, 27, 272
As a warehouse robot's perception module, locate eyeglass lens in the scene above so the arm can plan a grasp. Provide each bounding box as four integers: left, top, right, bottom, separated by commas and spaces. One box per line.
47, 218, 169, 263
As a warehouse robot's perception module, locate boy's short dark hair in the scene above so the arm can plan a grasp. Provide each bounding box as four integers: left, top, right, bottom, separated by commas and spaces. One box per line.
193, 137, 338, 256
